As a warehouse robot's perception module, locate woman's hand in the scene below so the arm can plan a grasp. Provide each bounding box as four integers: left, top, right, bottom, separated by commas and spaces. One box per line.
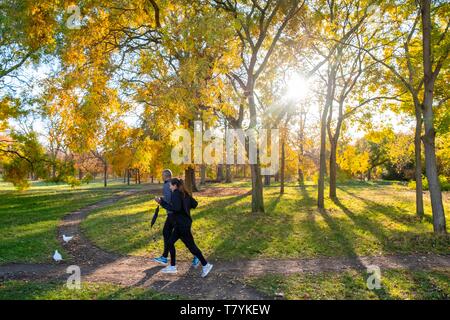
154, 197, 162, 204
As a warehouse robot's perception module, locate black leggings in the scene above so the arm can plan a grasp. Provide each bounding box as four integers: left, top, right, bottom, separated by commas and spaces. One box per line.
162, 216, 175, 258
168, 223, 207, 267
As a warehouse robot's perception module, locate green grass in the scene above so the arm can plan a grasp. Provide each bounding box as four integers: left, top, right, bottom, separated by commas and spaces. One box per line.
0, 280, 181, 300
0, 180, 156, 264
81, 180, 450, 261
247, 269, 450, 300
0, 178, 150, 192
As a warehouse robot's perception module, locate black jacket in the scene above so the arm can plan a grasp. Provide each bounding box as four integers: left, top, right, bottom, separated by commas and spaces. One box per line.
160, 189, 198, 222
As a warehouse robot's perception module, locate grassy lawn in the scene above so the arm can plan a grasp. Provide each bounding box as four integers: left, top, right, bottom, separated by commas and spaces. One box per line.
0, 180, 154, 264
0, 280, 181, 300
247, 269, 450, 300
81, 180, 450, 261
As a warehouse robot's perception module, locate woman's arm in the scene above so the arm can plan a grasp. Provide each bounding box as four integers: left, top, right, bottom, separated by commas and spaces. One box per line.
159, 190, 183, 212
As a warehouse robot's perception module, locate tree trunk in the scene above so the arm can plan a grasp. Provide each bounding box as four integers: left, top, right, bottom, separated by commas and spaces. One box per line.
274, 172, 279, 182
103, 161, 107, 187
248, 81, 264, 213
298, 168, 304, 185
250, 163, 264, 213
264, 175, 271, 186
318, 65, 337, 209
329, 141, 337, 199
298, 136, 304, 185
127, 168, 130, 185
421, 0, 446, 233
414, 109, 425, 219
191, 168, 198, 191
200, 164, 206, 184
225, 164, 232, 183
318, 117, 327, 209
280, 136, 285, 195
328, 114, 343, 199
123, 170, 126, 183
184, 168, 192, 193
184, 167, 198, 193
216, 164, 224, 182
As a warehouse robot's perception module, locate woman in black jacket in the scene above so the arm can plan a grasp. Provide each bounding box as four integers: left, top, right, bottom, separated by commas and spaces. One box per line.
155, 178, 213, 277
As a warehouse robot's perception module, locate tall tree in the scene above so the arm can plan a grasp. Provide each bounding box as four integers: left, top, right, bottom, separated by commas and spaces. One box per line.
362, 0, 448, 230
305, 0, 375, 208
214, 0, 305, 213
419, 0, 448, 233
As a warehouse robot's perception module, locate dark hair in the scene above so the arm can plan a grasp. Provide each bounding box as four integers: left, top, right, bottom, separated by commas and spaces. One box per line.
170, 178, 191, 197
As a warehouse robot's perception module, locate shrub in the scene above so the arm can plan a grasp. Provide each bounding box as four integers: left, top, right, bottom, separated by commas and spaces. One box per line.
81, 173, 93, 184
407, 175, 450, 191
407, 180, 416, 190
65, 175, 81, 188
336, 169, 352, 183
3, 158, 31, 191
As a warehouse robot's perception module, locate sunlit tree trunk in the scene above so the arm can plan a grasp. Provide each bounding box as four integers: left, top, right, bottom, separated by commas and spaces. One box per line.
298, 112, 305, 186
329, 140, 337, 199
414, 107, 425, 219
248, 82, 264, 213
420, 0, 446, 233
318, 64, 337, 209
280, 132, 286, 195
328, 115, 343, 200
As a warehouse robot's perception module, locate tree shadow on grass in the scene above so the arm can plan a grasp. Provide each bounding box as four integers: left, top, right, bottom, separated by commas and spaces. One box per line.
336, 187, 450, 253
191, 190, 295, 261
192, 190, 252, 220
297, 184, 316, 207
293, 185, 396, 299
315, 208, 394, 300
331, 197, 390, 250
338, 186, 433, 225
295, 184, 364, 257
410, 270, 450, 299
265, 193, 282, 214
82, 209, 162, 256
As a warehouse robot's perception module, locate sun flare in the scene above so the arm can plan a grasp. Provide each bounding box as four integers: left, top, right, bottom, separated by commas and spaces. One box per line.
285, 73, 309, 101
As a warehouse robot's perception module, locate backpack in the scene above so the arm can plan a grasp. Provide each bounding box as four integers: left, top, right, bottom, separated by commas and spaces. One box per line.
190, 196, 198, 209
182, 194, 198, 218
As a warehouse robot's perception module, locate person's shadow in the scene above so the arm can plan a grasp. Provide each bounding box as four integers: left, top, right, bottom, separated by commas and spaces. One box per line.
133, 265, 164, 287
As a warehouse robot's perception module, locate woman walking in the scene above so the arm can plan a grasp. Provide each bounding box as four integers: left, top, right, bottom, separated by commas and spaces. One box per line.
155, 178, 213, 277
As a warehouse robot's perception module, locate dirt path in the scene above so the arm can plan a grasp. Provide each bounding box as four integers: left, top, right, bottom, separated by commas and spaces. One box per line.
1, 187, 449, 299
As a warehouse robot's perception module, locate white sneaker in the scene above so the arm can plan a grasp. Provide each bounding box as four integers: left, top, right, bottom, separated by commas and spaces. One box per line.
201, 263, 213, 278
161, 265, 177, 274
